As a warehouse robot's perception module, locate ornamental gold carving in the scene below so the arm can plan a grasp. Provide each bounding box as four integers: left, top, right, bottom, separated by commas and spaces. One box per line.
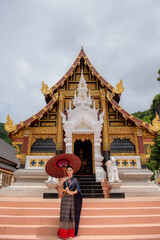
5, 114, 17, 133
149, 113, 160, 132
109, 126, 135, 134
31, 134, 57, 145
109, 134, 135, 147
41, 81, 52, 95
12, 129, 25, 138
143, 130, 154, 139
140, 153, 146, 164
110, 153, 136, 156
72, 134, 94, 142
20, 153, 26, 165
56, 91, 65, 151
113, 79, 124, 94
106, 91, 114, 102
100, 90, 109, 151
28, 127, 57, 134
31, 153, 55, 156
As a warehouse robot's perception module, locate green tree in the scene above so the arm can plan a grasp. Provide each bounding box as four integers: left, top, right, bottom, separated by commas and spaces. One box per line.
157, 68, 160, 82
132, 94, 160, 123
150, 94, 160, 121
0, 122, 12, 145
147, 94, 160, 179
147, 133, 160, 179
132, 109, 151, 123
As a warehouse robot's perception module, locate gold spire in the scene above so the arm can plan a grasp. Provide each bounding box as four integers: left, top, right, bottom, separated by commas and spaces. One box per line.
113, 79, 124, 94
149, 113, 160, 132
4, 114, 17, 133
41, 81, 52, 95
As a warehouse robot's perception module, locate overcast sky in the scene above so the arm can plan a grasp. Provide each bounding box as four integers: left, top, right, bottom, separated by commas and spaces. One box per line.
0, 0, 160, 124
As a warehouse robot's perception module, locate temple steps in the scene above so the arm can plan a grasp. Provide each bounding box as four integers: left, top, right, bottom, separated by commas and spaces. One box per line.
0, 224, 160, 236
0, 235, 160, 240
75, 175, 105, 198
1, 206, 160, 216
0, 197, 160, 240
0, 215, 160, 225
1, 199, 160, 208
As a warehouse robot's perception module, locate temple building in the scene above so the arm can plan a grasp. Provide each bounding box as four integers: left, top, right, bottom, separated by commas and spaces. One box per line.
4, 48, 160, 191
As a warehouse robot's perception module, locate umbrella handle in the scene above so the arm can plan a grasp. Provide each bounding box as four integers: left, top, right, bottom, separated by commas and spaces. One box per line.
63, 167, 66, 177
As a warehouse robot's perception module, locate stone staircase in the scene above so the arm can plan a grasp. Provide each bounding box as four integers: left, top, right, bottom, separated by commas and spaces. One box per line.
0, 197, 160, 240
75, 175, 105, 198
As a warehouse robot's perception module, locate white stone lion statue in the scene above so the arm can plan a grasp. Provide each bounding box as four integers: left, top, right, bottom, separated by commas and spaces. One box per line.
106, 157, 121, 183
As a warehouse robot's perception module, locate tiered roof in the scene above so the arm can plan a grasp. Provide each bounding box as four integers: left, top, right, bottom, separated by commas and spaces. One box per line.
5, 48, 159, 134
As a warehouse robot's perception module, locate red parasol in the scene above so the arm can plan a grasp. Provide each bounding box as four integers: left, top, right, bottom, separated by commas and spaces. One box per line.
45, 153, 81, 178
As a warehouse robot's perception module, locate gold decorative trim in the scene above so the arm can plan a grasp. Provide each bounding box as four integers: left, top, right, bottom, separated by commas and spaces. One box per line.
72, 134, 95, 174
110, 153, 136, 156
113, 79, 124, 94
20, 121, 24, 126
109, 134, 135, 147
31, 153, 56, 156
41, 81, 52, 95
56, 91, 65, 151
149, 113, 160, 132
4, 114, 17, 133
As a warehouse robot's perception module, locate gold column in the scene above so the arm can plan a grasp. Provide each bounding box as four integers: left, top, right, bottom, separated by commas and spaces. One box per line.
56, 90, 65, 153
100, 89, 109, 151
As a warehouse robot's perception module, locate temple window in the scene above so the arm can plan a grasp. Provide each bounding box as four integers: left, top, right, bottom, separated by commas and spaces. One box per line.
110, 138, 135, 153
31, 138, 56, 153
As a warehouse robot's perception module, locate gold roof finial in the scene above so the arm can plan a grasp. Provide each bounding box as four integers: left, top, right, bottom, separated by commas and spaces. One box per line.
149, 113, 160, 132
113, 79, 124, 94
4, 114, 17, 133
41, 81, 52, 95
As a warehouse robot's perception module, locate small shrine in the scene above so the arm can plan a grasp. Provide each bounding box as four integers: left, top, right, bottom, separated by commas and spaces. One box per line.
60, 70, 105, 181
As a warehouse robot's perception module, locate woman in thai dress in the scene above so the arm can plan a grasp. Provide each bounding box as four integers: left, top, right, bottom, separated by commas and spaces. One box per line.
58, 165, 82, 239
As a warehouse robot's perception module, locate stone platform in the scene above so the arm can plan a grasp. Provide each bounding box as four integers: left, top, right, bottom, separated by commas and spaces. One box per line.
0, 169, 58, 197
119, 168, 160, 197
0, 168, 160, 197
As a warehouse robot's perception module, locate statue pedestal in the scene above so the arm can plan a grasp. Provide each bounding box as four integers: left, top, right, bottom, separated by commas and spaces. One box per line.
108, 181, 125, 198
44, 178, 59, 198
0, 169, 58, 197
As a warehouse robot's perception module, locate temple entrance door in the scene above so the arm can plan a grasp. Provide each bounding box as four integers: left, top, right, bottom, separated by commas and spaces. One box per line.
74, 140, 93, 175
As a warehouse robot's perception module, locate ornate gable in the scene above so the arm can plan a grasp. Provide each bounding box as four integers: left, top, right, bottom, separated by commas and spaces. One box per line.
41, 48, 124, 103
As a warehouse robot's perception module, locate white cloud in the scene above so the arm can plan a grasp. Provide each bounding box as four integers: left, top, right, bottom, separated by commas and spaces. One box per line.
17, 60, 32, 76
0, 0, 160, 123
